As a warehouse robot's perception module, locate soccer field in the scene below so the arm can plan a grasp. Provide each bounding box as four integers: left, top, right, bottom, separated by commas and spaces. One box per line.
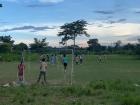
0, 54, 140, 84
1, 54, 140, 105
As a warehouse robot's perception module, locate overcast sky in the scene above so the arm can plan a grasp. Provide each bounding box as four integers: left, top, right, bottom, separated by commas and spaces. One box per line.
0, 0, 140, 47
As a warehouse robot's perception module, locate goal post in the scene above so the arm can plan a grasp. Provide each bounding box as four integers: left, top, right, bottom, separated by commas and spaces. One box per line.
24, 48, 75, 85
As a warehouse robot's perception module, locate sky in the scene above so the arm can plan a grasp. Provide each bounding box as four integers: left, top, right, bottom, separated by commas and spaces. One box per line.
0, 0, 140, 47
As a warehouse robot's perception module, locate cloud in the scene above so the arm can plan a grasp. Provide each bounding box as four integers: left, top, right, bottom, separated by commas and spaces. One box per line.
34, 28, 60, 36
27, 3, 55, 7
107, 18, 127, 24
0, 25, 56, 32
39, 0, 64, 3
1, 0, 17, 2
127, 35, 140, 42
94, 10, 115, 15
131, 8, 140, 14
117, 19, 126, 22
87, 22, 140, 37
14, 39, 33, 45
26, 0, 64, 7
0, 21, 9, 24
93, 6, 126, 15
3, 0, 64, 8
2, 0, 64, 3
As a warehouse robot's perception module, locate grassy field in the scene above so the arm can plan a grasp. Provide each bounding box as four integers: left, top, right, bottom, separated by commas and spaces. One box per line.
0, 54, 140, 105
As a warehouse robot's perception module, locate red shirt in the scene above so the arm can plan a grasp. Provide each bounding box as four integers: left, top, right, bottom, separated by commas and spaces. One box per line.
18, 64, 25, 76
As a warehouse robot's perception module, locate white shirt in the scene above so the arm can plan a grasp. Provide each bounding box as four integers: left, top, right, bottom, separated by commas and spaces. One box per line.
40, 62, 47, 72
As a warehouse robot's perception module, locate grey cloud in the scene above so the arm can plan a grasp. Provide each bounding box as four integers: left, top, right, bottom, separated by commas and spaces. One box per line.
127, 35, 140, 41
135, 11, 140, 14
27, 3, 55, 7
107, 16, 113, 19
88, 23, 94, 25
97, 24, 104, 27
117, 19, 126, 22
0, 21, 9, 24
107, 18, 127, 24
108, 20, 116, 24
104, 26, 115, 28
94, 10, 115, 15
1, 25, 56, 32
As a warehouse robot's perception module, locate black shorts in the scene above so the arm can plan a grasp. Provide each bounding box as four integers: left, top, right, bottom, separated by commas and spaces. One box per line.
64, 63, 67, 67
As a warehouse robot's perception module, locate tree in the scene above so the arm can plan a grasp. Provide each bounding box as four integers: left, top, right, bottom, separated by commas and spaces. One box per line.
0, 35, 14, 53
58, 20, 89, 52
14, 43, 28, 51
123, 43, 135, 50
114, 40, 122, 49
0, 35, 14, 45
87, 39, 101, 52
135, 39, 140, 55
30, 37, 48, 52
113, 40, 122, 53
0, 43, 11, 53
138, 39, 140, 44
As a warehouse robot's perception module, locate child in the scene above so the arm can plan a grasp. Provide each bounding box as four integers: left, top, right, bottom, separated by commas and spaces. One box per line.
37, 58, 48, 84
75, 55, 79, 65
63, 54, 68, 72
18, 60, 25, 83
50, 54, 55, 65
79, 55, 83, 64
47, 54, 50, 63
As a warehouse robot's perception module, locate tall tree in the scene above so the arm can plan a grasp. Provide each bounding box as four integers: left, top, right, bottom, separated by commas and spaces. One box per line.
30, 37, 48, 52
58, 20, 89, 52
87, 38, 101, 52
0, 35, 14, 53
0, 35, 14, 45
138, 39, 140, 44
14, 43, 28, 51
136, 39, 140, 55
114, 40, 122, 48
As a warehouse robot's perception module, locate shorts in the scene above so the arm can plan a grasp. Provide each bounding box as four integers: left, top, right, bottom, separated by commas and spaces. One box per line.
64, 63, 67, 67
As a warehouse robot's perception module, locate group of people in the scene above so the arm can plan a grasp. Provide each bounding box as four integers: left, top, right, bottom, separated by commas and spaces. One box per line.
43, 54, 57, 65
17, 54, 68, 85
74, 54, 84, 65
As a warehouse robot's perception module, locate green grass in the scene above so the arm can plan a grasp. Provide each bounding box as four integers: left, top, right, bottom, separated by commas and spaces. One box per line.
0, 54, 140, 105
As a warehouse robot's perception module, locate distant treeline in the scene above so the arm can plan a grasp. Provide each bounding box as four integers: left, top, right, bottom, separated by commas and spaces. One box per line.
0, 35, 140, 61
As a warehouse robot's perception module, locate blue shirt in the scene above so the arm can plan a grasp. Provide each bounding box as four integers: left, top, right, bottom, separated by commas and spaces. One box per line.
63, 57, 68, 64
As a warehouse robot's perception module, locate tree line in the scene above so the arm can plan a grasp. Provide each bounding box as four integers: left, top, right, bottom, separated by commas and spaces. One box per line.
0, 36, 48, 53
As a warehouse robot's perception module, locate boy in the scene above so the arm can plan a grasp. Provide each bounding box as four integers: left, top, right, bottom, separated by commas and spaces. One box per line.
79, 55, 83, 64
37, 58, 48, 84
47, 54, 50, 62
63, 54, 68, 72
75, 55, 79, 65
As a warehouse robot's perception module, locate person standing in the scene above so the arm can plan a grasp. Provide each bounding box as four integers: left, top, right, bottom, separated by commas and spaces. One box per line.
50, 54, 55, 65
18, 60, 25, 84
79, 55, 83, 64
75, 55, 79, 65
63, 54, 68, 72
37, 58, 48, 84
46, 54, 50, 63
